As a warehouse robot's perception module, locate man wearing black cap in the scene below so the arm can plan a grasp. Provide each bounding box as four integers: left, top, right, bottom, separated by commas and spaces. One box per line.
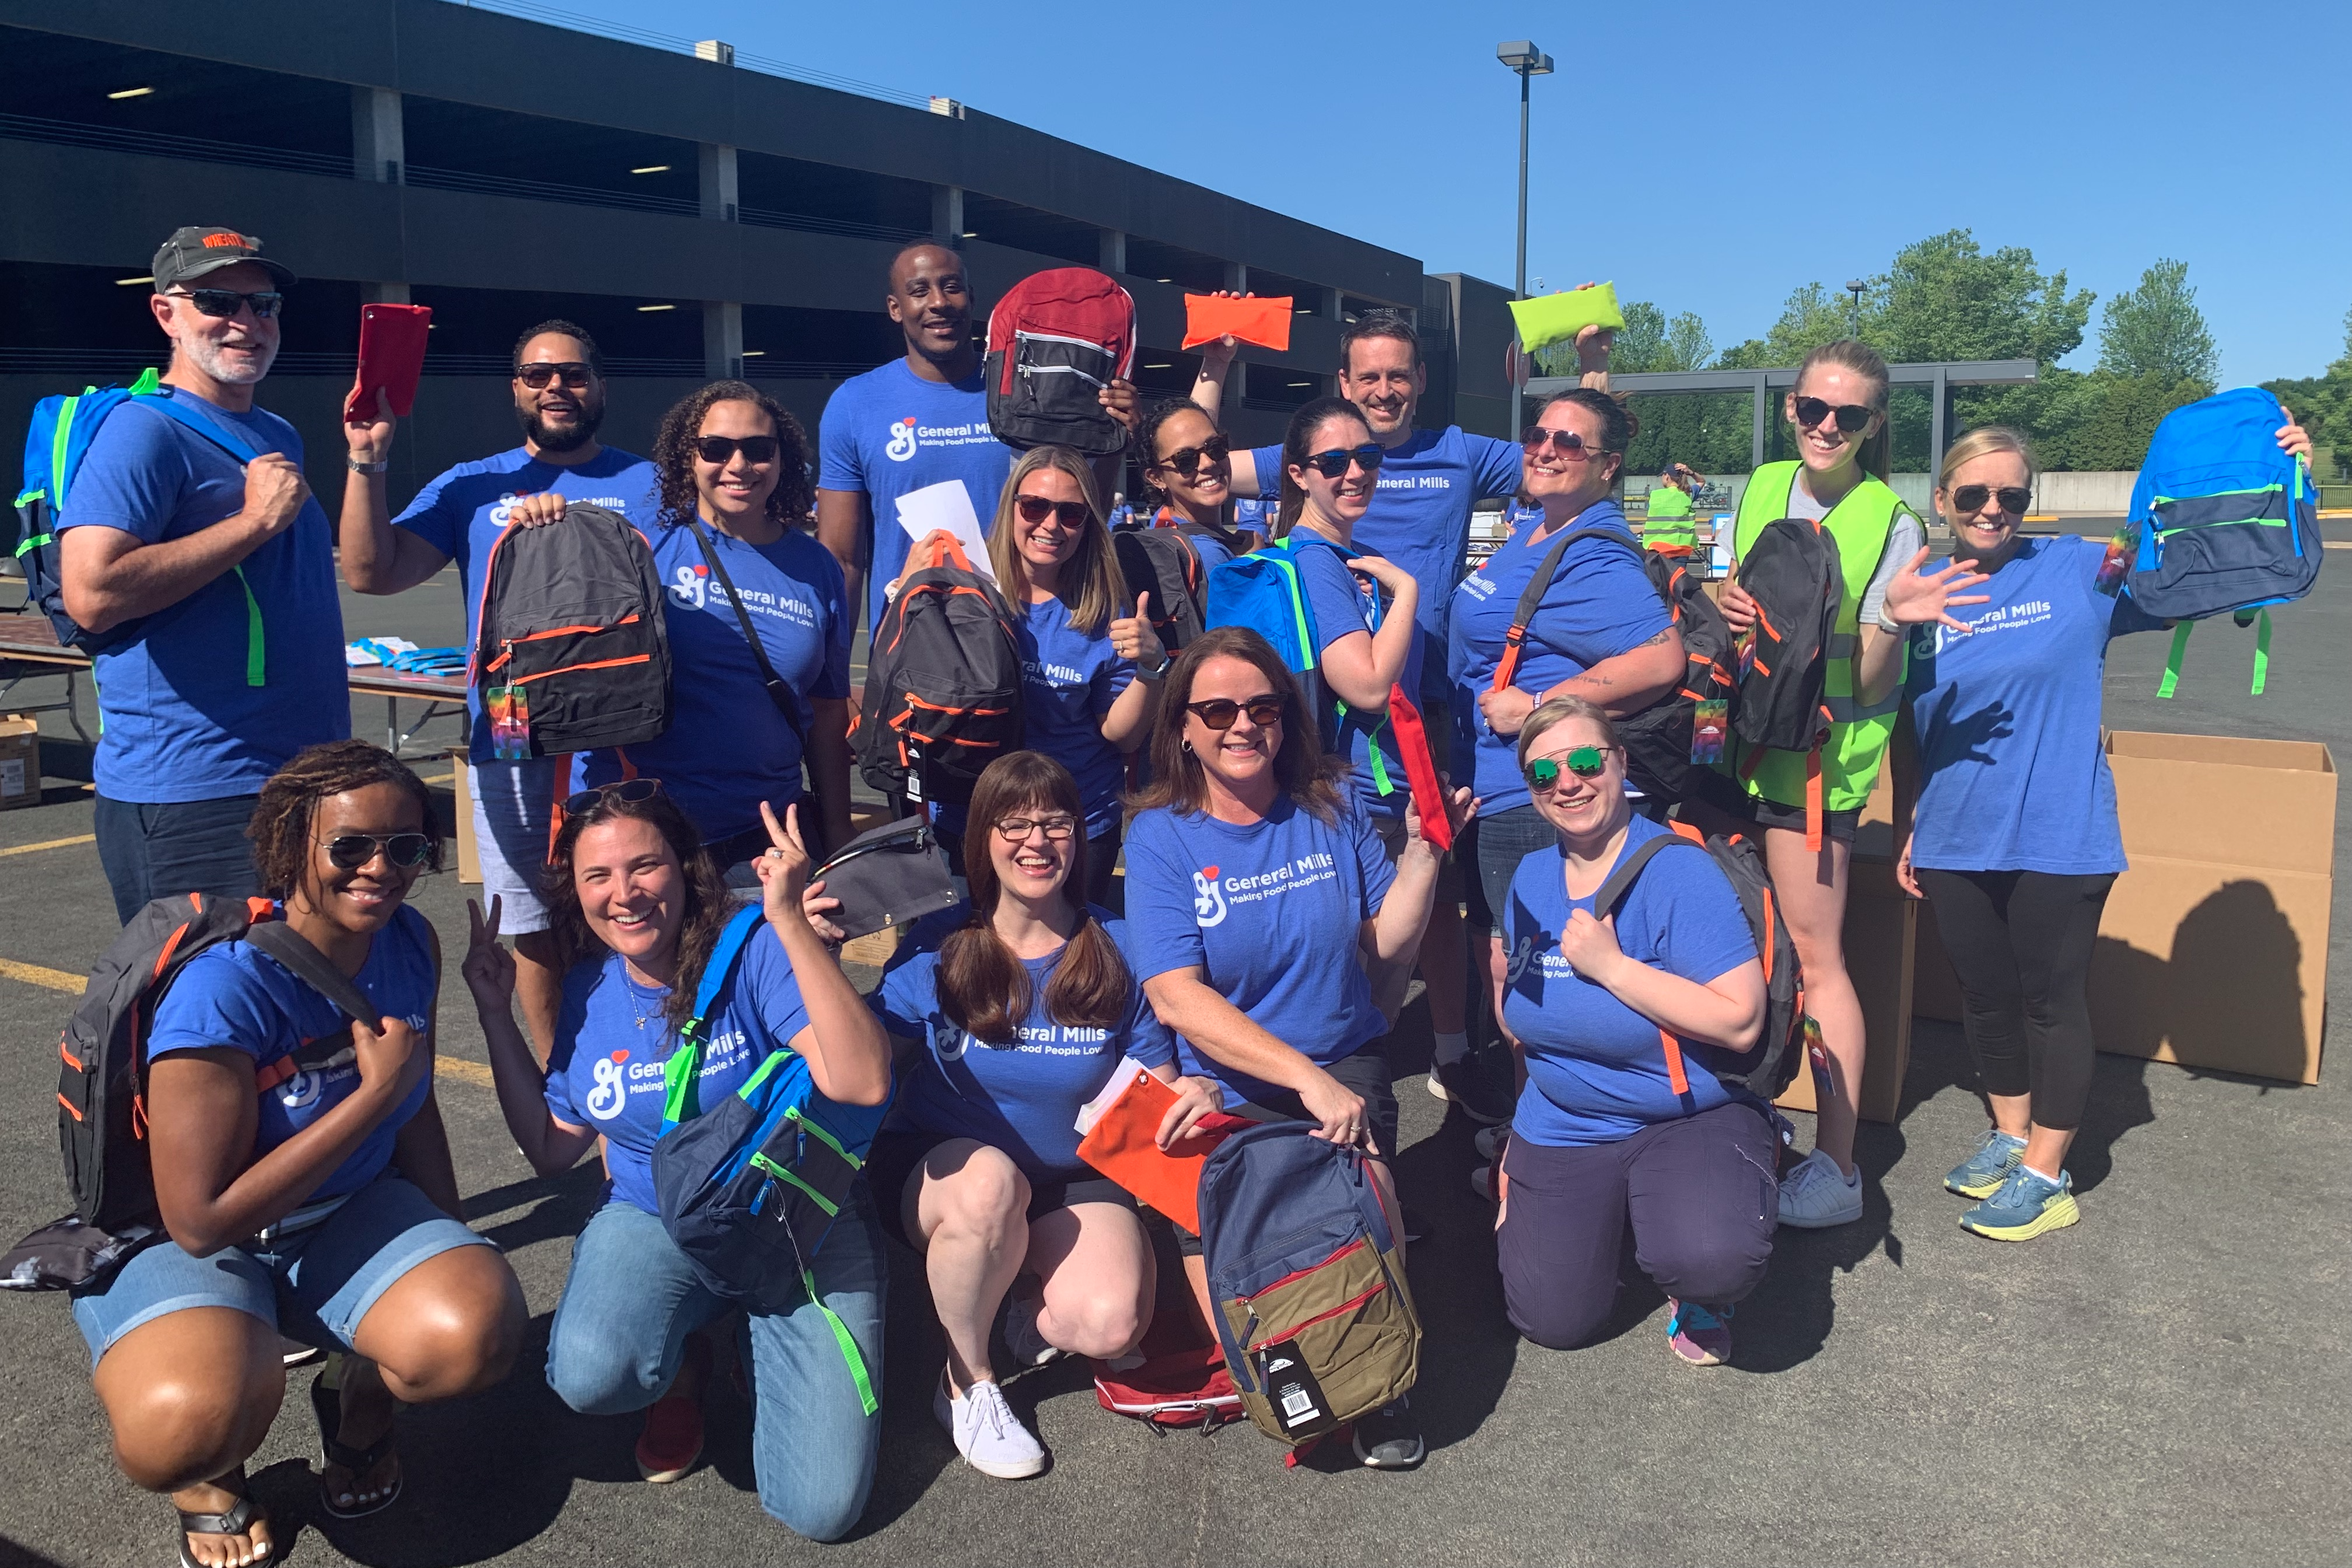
57, 226, 349, 922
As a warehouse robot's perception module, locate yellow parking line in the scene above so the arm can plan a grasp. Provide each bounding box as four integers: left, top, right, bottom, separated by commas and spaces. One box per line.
0, 834, 96, 857
2325, 541, 2352, 551
0, 956, 86, 993
437, 1056, 494, 1089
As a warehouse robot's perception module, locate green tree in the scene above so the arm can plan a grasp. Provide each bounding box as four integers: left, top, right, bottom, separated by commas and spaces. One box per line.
2259, 302, 2352, 480
2098, 258, 2218, 383
1662, 312, 1714, 373
1538, 298, 1671, 376
1870, 229, 2094, 365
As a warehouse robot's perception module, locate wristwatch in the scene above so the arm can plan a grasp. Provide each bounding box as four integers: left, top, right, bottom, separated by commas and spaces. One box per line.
346, 455, 389, 475
1874, 604, 1903, 634
1136, 648, 1172, 682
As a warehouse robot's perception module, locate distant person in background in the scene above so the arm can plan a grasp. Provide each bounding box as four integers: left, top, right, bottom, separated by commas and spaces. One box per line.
60, 226, 349, 923
340, 319, 661, 1060
1893, 419, 2312, 1241
1643, 463, 1704, 555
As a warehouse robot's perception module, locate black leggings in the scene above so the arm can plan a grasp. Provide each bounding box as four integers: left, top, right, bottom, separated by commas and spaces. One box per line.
1916, 869, 2116, 1132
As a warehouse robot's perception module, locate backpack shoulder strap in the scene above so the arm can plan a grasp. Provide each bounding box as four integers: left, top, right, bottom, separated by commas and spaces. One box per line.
243, 919, 379, 1023
659, 903, 768, 1133
131, 392, 266, 467
1590, 830, 1704, 918
1494, 525, 1643, 692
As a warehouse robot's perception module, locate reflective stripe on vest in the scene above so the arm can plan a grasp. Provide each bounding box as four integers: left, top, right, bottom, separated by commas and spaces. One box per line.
1724, 461, 1909, 812
1643, 485, 1697, 548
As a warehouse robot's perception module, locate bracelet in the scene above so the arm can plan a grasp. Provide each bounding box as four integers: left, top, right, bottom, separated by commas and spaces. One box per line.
346, 455, 389, 475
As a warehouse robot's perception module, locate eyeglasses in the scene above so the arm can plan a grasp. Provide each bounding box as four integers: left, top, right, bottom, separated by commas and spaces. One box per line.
1014, 494, 1093, 528
1792, 396, 1874, 435
693, 435, 779, 466
514, 362, 596, 389
167, 288, 283, 320
1520, 425, 1612, 461
1298, 445, 1385, 480
1154, 435, 1230, 476
564, 777, 663, 817
1185, 694, 1287, 730
993, 814, 1078, 842
320, 832, 433, 871
1950, 484, 2032, 515
1525, 746, 1617, 790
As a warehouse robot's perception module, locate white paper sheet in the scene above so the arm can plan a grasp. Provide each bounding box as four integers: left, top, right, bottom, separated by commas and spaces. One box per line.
895, 480, 995, 584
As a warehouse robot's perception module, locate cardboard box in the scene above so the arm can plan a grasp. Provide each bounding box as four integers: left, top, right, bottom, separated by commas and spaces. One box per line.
450, 749, 481, 885
0, 716, 40, 810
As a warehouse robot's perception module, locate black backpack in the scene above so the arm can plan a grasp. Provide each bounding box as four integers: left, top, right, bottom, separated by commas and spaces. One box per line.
1730, 518, 1842, 755
857, 530, 1026, 807
4, 894, 382, 1292
1110, 523, 1209, 654
471, 502, 672, 756
1593, 822, 1808, 1102
982, 268, 1136, 456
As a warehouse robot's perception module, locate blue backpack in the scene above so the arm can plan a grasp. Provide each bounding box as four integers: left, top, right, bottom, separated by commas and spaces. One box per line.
1197, 1122, 1420, 1447
648, 904, 891, 1412
2122, 387, 2322, 697
1204, 533, 1409, 802
13, 372, 271, 680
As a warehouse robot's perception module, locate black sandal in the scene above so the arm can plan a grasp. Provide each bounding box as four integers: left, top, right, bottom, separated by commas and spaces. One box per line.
176, 1468, 275, 1568
310, 1362, 403, 1520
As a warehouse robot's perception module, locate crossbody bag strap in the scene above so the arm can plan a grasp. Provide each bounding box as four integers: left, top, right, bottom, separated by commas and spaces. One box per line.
659, 904, 767, 1133
1491, 525, 1642, 693
679, 515, 828, 840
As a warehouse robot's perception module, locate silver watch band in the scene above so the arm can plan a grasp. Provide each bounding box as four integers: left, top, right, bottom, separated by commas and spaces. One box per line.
345, 455, 389, 475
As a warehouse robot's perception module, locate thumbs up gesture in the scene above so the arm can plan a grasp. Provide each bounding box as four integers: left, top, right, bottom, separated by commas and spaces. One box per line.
1108, 590, 1164, 668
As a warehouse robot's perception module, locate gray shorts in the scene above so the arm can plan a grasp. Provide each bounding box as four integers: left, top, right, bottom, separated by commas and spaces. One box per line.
470, 757, 562, 933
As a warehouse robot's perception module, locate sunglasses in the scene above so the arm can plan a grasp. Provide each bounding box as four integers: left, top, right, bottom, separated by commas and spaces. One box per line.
1950, 484, 2032, 515
1520, 425, 1612, 461
1298, 444, 1386, 480
168, 288, 283, 320
1525, 746, 1616, 790
993, 814, 1078, 842
694, 434, 779, 466
1185, 694, 1287, 730
514, 362, 596, 389
1014, 494, 1093, 528
1792, 396, 1874, 435
1154, 435, 1230, 477
564, 777, 663, 817
321, 832, 433, 871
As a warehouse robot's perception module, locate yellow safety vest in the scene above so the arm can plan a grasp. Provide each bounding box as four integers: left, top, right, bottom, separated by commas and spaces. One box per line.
1723, 460, 1910, 815
1643, 483, 1696, 550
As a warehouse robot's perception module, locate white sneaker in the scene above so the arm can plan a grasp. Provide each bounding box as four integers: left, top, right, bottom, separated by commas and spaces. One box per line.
1000, 1287, 1062, 1371
1777, 1147, 1863, 1229
934, 1373, 1047, 1479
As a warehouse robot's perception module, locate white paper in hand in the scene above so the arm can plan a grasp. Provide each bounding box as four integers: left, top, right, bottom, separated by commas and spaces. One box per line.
1073, 1056, 1156, 1137
896, 480, 996, 584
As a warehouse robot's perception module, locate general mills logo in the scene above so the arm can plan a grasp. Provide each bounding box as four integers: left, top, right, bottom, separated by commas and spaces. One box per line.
669, 564, 708, 611
489, 490, 524, 527
585, 1049, 630, 1121
936, 1026, 971, 1063
884, 417, 918, 463
1192, 867, 1228, 928
1505, 934, 1537, 984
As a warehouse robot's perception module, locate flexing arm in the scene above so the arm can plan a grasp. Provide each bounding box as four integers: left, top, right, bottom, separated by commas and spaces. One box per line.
338, 390, 452, 593
59, 453, 311, 634
816, 489, 870, 629
1317, 558, 1419, 712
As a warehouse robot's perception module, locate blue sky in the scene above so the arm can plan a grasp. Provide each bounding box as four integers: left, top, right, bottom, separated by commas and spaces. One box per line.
540, 0, 2350, 384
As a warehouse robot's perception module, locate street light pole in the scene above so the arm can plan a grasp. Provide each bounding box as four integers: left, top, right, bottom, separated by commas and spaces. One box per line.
1845, 278, 1867, 334
1496, 41, 1554, 299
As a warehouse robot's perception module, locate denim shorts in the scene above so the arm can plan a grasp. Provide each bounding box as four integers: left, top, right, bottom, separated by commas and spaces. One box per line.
470, 757, 562, 933
70, 1176, 492, 1368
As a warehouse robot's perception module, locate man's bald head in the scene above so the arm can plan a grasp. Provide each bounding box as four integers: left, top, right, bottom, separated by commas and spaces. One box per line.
887, 243, 977, 373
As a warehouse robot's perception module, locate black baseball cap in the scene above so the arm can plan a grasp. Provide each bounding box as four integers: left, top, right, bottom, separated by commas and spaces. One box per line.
150, 226, 298, 290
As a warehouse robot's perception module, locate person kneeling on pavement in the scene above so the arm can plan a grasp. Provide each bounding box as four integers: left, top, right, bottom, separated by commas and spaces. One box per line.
869, 751, 1223, 1479
1489, 699, 1774, 1368
69, 740, 524, 1568
467, 782, 891, 1541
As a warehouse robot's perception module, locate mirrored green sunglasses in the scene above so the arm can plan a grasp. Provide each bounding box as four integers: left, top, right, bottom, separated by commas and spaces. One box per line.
1526, 746, 1614, 791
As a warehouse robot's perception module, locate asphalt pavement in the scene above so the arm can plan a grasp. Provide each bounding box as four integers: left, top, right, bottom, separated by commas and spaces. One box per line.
0, 525, 2346, 1567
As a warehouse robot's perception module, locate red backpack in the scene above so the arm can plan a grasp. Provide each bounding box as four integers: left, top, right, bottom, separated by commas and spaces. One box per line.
984, 268, 1135, 455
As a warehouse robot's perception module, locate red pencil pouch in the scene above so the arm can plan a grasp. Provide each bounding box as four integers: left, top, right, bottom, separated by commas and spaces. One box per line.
345, 303, 433, 422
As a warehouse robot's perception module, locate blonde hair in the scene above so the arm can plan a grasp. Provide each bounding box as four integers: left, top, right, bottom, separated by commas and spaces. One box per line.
1516, 694, 1619, 771
1791, 339, 1892, 482
987, 445, 1128, 636
1936, 425, 2037, 492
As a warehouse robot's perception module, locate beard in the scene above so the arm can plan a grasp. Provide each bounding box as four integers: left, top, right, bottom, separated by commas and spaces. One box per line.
517, 398, 603, 453
181, 333, 276, 386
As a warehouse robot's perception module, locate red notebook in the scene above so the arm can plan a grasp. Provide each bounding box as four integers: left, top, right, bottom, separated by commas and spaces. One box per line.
1182, 293, 1293, 352
1076, 1069, 1253, 1234
345, 303, 433, 422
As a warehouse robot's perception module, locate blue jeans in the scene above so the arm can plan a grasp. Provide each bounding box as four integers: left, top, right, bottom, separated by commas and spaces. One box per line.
1460, 803, 1559, 933
545, 1191, 886, 1543
93, 792, 262, 925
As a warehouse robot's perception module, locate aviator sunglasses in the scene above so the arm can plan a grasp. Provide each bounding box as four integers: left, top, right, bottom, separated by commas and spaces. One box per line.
1298, 444, 1386, 479
694, 434, 780, 466
564, 776, 663, 817
1950, 484, 2032, 515
514, 361, 596, 389
1525, 746, 1616, 791
1520, 425, 1612, 461
1792, 395, 1875, 435
1185, 694, 1287, 730
321, 832, 433, 871
167, 288, 283, 320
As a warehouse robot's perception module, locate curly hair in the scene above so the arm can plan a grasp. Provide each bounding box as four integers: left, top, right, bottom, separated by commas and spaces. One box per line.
542, 783, 740, 1033
246, 739, 442, 900
650, 380, 816, 534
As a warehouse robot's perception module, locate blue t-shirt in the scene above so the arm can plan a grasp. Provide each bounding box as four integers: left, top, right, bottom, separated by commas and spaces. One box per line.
1293, 536, 1423, 821
1446, 502, 1670, 814
1002, 597, 1133, 836
575, 520, 850, 845
1253, 426, 1521, 685
817, 359, 1017, 633
1905, 534, 2166, 876
1500, 817, 1759, 1146
543, 916, 813, 1216
869, 909, 1177, 1181
390, 446, 662, 762
146, 904, 437, 1200
56, 392, 349, 802
1122, 793, 1395, 1104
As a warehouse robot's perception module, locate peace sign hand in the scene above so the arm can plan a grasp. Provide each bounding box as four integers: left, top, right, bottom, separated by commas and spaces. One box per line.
756, 801, 844, 940
1108, 591, 1164, 667
1882, 547, 1993, 634
462, 895, 515, 1005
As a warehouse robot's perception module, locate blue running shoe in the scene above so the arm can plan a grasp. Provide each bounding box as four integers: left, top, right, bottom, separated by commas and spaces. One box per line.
1665, 1300, 1733, 1366
1944, 1128, 2027, 1199
1960, 1165, 2079, 1241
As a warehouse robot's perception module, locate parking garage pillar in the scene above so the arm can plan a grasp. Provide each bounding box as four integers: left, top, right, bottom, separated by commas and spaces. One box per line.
699, 144, 738, 222
1322, 287, 1342, 321
1219, 263, 1249, 407
932, 186, 964, 247
351, 86, 403, 184
705, 302, 744, 380
1098, 230, 1126, 274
